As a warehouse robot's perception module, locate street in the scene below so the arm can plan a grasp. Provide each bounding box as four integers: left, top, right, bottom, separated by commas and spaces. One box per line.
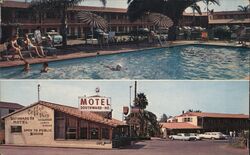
0, 138, 248, 155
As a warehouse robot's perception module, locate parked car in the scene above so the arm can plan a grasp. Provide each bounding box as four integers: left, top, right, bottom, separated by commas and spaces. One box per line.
189, 133, 201, 140
199, 132, 225, 140
46, 31, 63, 45
169, 133, 196, 141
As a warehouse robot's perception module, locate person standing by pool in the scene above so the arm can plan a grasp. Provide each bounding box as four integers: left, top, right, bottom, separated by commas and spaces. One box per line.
34, 26, 42, 45
24, 33, 45, 57
9, 35, 24, 60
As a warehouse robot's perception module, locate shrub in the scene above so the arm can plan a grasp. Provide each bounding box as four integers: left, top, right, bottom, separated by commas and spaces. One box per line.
213, 26, 231, 40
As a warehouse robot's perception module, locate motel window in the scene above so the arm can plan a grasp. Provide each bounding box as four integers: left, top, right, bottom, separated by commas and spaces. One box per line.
67, 128, 77, 139
55, 111, 66, 139
90, 128, 99, 139
78, 27, 82, 37
102, 128, 109, 139
111, 27, 117, 32
118, 26, 124, 32
15, 10, 30, 19
71, 28, 75, 36
79, 120, 88, 139
184, 117, 192, 122
46, 11, 57, 19
80, 128, 88, 139
11, 126, 22, 133
0, 120, 4, 130
111, 14, 117, 20
66, 117, 77, 139
89, 123, 100, 139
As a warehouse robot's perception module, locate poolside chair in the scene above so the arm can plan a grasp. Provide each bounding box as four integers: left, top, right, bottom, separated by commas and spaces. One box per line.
0, 43, 9, 61
0, 42, 34, 61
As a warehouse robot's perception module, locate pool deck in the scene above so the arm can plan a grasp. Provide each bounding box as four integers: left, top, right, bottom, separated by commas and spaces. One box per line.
0, 40, 249, 68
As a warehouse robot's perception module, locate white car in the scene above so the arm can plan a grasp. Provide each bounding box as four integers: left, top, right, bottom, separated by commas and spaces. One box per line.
46, 31, 63, 45
189, 133, 201, 140
199, 132, 225, 140
169, 133, 196, 141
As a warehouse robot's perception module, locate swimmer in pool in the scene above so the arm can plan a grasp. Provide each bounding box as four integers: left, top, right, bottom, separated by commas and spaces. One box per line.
23, 61, 31, 72
41, 62, 51, 73
104, 64, 125, 71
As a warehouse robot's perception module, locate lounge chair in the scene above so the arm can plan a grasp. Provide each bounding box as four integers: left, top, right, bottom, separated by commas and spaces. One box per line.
0, 43, 33, 61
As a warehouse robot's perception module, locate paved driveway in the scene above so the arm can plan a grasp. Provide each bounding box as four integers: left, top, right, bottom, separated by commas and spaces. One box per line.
0, 139, 248, 155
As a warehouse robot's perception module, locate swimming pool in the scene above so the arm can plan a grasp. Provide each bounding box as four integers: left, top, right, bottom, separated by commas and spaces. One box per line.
0, 45, 249, 79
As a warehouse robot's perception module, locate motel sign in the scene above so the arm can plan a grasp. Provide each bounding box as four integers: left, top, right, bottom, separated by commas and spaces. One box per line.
78, 96, 111, 112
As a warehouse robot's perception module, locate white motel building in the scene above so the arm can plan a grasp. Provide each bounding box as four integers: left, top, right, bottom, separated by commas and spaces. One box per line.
2, 100, 128, 149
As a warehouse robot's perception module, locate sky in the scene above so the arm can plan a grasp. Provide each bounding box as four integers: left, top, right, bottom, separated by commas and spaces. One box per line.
11, 0, 250, 12
0, 80, 249, 120
83, 0, 249, 12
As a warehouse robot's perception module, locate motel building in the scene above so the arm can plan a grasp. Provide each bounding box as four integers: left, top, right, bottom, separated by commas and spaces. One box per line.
2, 99, 128, 149
160, 111, 249, 138
1, 0, 249, 43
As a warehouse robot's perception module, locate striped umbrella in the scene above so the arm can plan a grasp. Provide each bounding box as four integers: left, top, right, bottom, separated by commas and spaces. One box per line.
148, 13, 174, 28
77, 11, 108, 31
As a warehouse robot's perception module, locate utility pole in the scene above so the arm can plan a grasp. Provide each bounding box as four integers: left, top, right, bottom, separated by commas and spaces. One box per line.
129, 85, 132, 137
134, 81, 137, 101
38, 84, 40, 101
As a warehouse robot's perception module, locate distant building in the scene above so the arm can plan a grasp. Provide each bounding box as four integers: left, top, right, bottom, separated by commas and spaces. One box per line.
2, 101, 127, 148
0, 101, 24, 143
0, 101, 24, 129
161, 112, 249, 138
208, 11, 250, 26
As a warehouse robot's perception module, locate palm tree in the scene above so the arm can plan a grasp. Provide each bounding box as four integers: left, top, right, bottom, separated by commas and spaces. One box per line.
134, 93, 148, 110
30, 0, 106, 46
140, 110, 161, 136
203, 0, 219, 15
127, 0, 220, 40
238, 5, 250, 12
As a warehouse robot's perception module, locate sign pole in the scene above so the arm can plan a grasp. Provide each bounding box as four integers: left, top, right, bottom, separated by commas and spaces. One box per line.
38, 84, 40, 101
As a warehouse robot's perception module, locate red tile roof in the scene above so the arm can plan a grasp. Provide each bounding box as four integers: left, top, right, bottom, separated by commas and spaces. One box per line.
69, 5, 127, 13
0, 101, 24, 109
179, 112, 249, 119
183, 12, 208, 17
2, 1, 29, 8
160, 122, 201, 129
2, 101, 126, 127
209, 19, 250, 24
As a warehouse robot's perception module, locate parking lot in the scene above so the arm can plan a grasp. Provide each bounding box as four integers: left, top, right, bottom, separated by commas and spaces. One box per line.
0, 138, 248, 155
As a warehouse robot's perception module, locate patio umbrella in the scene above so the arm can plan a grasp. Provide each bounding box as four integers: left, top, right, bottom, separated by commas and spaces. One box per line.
148, 13, 174, 29
77, 11, 108, 42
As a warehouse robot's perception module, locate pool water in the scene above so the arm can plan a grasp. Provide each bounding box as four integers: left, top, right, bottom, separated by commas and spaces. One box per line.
0, 45, 249, 79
